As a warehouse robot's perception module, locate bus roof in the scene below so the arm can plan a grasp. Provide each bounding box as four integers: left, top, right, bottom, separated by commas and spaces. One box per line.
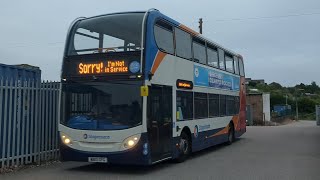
79, 11, 147, 21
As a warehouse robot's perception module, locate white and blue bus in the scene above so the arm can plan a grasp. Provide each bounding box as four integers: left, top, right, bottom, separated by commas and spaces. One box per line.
59, 9, 246, 165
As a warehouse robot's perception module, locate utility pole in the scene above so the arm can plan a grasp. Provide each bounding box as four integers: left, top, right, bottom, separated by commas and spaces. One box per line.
199, 18, 203, 34
296, 96, 298, 120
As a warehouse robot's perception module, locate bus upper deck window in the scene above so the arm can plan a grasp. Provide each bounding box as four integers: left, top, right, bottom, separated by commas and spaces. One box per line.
67, 13, 144, 56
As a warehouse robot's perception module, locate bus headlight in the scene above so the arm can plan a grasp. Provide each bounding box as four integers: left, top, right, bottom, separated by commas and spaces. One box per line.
64, 138, 71, 144
60, 133, 72, 145
121, 134, 141, 150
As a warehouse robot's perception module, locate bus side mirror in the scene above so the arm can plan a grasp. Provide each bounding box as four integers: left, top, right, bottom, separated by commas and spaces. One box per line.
148, 72, 154, 80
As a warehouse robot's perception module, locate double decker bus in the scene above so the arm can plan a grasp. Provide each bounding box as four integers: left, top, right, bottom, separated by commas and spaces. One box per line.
59, 9, 246, 165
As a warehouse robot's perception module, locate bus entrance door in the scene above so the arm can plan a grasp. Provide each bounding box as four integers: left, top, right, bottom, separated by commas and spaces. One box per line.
147, 85, 172, 162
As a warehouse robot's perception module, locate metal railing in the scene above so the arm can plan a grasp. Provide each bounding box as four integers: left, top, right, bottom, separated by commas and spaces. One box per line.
0, 79, 60, 170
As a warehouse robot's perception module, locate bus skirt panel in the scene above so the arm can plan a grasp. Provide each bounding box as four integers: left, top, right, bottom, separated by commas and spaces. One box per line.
171, 127, 229, 158
191, 127, 229, 152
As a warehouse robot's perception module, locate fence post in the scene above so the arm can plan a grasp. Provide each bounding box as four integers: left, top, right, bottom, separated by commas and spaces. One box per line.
53, 83, 57, 159
16, 79, 22, 166
30, 80, 35, 163
36, 80, 41, 165
20, 80, 26, 166
40, 81, 45, 163
0, 79, 4, 170
56, 82, 61, 159
11, 79, 18, 167
24, 81, 31, 163
2, 79, 9, 168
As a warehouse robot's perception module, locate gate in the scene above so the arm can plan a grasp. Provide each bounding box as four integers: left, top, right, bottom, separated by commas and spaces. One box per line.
246, 105, 253, 126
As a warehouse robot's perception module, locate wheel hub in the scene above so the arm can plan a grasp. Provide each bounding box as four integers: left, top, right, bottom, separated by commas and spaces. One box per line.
180, 139, 188, 154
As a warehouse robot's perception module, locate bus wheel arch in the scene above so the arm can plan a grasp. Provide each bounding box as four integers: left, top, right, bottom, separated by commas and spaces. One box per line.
227, 121, 235, 145
176, 127, 192, 162
181, 127, 192, 146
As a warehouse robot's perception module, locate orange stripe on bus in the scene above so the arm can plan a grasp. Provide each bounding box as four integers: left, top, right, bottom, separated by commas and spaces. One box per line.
206, 115, 239, 139
151, 51, 166, 74
180, 24, 199, 36
206, 125, 229, 139
232, 115, 240, 131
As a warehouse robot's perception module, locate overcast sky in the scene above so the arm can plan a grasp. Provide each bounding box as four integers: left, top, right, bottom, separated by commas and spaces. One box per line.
0, 0, 319, 86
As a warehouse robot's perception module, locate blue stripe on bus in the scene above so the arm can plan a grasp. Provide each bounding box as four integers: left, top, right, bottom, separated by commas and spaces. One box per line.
190, 127, 245, 153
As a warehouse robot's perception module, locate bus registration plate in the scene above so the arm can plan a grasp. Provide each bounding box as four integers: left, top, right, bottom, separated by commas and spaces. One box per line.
88, 157, 108, 163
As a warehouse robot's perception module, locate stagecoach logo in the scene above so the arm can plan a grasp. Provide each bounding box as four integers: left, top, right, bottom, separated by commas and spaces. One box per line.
129, 61, 140, 73
194, 68, 199, 78
83, 134, 111, 140
194, 125, 199, 138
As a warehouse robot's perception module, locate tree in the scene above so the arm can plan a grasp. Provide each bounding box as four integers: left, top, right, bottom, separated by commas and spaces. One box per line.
309, 81, 320, 94
269, 82, 282, 90
298, 97, 316, 114
270, 92, 286, 109
248, 81, 257, 87
296, 83, 306, 90
250, 80, 320, 116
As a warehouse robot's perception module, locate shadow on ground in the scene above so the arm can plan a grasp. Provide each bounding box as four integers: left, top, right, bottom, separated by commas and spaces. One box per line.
66, 138, 243, 175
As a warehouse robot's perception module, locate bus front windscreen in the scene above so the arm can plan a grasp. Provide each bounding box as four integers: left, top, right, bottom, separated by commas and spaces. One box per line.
67, 13, 144, 56
61, 81, 142, 130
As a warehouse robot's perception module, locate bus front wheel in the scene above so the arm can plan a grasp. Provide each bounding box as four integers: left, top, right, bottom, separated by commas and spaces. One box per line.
176, 132, 191, 162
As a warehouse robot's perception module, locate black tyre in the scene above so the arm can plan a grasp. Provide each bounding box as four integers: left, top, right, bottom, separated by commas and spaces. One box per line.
227, 124, 235, 145
176, 132, 191, 162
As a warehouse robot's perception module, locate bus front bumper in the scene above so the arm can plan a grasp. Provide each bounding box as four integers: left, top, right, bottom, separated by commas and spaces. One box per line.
60, 133, 151, 165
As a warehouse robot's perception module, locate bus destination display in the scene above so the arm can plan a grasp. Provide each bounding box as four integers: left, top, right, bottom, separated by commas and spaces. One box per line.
176, 79, 193, 89
78, 60, 140, 75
